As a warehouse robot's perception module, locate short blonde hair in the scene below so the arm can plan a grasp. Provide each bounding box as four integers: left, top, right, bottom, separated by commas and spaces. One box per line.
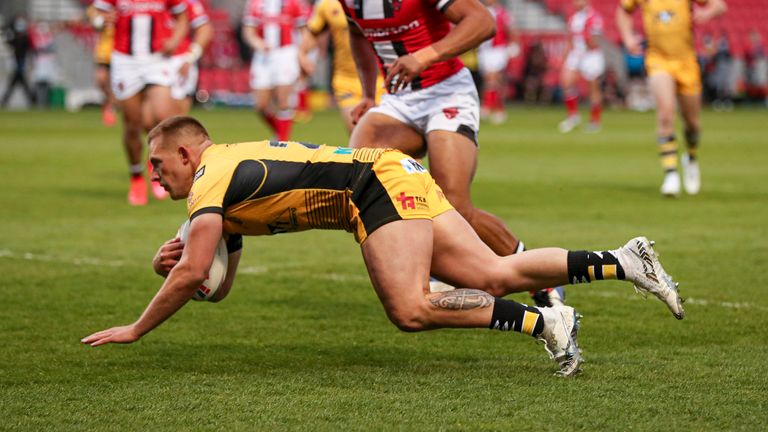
147, 116, 210, 148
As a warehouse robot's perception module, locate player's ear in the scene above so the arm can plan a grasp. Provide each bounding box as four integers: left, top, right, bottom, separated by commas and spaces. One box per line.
178, 145, 191, 165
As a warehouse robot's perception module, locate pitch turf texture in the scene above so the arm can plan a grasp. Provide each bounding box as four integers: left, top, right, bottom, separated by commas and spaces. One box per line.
1, 107, 766, 431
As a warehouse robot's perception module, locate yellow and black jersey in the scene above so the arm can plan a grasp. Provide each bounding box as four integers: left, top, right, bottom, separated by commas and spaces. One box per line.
94, 25, 115, 65
621, 0, 707, 59
188, 141, 452, 244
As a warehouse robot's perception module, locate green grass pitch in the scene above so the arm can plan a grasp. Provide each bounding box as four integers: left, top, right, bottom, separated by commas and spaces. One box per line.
1, 106, 766, 430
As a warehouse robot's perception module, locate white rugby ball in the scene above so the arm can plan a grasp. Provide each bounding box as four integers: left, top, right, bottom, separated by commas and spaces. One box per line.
176, 220, 229, 301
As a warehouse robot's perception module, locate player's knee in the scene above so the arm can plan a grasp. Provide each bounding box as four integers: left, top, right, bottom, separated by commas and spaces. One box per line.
480, 260, 524, 296
385, 304, 428, 333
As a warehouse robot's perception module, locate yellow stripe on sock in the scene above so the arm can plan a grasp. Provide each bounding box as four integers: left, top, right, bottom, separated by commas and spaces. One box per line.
658, 142, 677, 153
603, 264, 617, 280
587, 265, 596, 282
660, 154, 678, 171
521, 311, 539, 335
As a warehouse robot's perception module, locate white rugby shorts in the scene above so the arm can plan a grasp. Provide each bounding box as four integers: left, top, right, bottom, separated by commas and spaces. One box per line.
369, 68, 480, 144
564, 49, 605, 81
170, 55, 200, 100
110, 52, 175, 100
249, 45, 300, 90
478, 46, 510, 74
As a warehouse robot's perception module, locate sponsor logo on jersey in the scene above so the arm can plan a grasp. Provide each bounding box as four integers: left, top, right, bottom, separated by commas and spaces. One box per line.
194, 165, 206, 183
116, 0, 166, 14
187, 191, 197, 208
363, 20, 420, 38
400, 158, 426, 174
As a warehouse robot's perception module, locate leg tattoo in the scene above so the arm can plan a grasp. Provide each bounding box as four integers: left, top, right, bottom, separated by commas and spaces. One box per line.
429, 289, 495, 310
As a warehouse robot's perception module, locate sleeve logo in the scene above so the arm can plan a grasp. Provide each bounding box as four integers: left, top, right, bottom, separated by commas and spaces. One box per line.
400, 158, 426, 174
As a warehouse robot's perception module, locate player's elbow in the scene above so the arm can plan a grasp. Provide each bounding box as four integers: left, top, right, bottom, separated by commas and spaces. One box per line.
480, 17, 496, 41
173, 262, 208, 289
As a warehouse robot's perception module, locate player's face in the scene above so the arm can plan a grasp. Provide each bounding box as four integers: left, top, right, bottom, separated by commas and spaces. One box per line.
149, 138, 193, 200
574, 0, 587, 9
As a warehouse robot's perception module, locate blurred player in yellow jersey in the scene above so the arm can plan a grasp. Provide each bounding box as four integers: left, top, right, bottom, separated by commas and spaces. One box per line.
87, 5, 117, 127
617, 0, 726, 197
298, 0, 383, 133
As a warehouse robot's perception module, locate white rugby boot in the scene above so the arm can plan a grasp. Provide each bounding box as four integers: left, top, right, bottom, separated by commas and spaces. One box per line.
617, 237, 685, 320
660, 171, 682, 197
681, 154, 701, 195
558, 115, 581, 133
537, 305, 583, 377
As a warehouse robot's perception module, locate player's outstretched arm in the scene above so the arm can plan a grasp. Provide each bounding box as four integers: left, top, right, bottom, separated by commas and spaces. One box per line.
615, 6, 640, 55
347, 19, 380, 123
693, 0, 727, 24
81, 214, 223, 347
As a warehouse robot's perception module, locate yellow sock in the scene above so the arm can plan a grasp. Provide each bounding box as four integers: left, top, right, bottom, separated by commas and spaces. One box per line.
657, 135, 678, 172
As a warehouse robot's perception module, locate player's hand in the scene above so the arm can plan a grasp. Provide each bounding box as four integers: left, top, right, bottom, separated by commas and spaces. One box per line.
384, 55, 427, 93
81, 325, 141, 347
351, 97, 376, 125
153, 237, 185, 277
299, 56, 315, 77
178, 61, 191, 83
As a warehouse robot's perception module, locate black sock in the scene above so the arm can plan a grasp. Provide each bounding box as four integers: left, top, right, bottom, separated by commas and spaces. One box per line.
567, 250, 626, 284
489, 298, 544, 336
684, 129, 700, 161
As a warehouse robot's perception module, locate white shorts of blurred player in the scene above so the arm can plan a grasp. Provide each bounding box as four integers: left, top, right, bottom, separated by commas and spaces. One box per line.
169, 55, 200, 100
249, 45, 300, 90
369, 68, 480, 143
478, 46, 510, 74
564, 49, 605, 81
110, 52, 175, 101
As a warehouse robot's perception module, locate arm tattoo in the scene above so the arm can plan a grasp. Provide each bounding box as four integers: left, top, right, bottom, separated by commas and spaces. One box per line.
429, 289, 495, 311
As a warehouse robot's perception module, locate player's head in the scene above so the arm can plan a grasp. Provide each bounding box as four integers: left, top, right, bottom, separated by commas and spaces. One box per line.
147, 116, 211, 200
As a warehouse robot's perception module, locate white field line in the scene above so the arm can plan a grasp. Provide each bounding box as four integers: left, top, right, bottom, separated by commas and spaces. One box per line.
1, 248, 763, 311
580, 289, 768, 312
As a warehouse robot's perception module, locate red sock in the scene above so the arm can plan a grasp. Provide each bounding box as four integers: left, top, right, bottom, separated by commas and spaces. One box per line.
590, 103, 602, 124
275, 114, 293, 141
565, 93, 579, 116
261, 112, 277, 133
483, 89, 497, 111
297, 88, 309, 113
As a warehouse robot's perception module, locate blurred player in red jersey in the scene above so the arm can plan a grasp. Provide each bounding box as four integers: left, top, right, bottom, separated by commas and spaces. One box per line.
170, 0, 213, 114
92, 0, 189, 206
344, 0, 528, 263
558, 0, 605, 133
242, 0, 310, 141
478, 0, 519, 125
